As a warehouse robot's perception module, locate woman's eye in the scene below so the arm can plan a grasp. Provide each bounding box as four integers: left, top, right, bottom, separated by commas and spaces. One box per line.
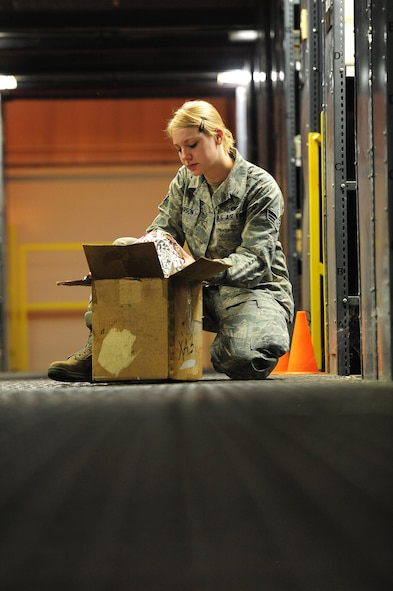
177, 142, 198, 154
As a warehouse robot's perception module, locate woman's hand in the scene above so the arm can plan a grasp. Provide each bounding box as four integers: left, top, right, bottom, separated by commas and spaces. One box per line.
140, 230, 195, 269
169, 239, 195, 268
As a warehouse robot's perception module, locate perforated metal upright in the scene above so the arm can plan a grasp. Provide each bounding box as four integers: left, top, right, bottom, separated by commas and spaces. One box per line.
300, 0, 325, 368
0, 96, 6, 371
306, 0, 322, 133
284, 0, 300, 310
355, 0, 393, 380
322, 0, 351, 374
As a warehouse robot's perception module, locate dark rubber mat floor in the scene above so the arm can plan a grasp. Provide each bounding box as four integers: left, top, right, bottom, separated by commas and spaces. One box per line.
0, 374, 392, 591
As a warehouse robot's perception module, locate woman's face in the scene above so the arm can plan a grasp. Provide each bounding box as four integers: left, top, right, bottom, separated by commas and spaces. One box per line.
172, 127, 223, 180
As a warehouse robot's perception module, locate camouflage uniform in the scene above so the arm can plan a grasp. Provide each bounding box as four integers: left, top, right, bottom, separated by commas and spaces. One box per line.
146, 149, 294, 380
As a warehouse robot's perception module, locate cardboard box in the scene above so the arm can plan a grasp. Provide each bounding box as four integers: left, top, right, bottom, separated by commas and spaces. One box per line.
81, 243, 229, 382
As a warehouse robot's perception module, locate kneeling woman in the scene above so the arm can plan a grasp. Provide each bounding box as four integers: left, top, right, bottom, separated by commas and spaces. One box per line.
48, 100, 294, 382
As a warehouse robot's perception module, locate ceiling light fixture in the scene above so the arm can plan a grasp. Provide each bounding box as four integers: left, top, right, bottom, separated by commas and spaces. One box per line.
217, 70, 251, 86
0, 75, 17, 90
229, 30, 260, 42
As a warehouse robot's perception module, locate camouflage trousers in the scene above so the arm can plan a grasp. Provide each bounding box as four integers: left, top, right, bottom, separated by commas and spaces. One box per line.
203, 285, 290, 380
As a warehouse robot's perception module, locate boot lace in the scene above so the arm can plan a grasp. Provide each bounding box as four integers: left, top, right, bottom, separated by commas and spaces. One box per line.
72, 343, 92, 360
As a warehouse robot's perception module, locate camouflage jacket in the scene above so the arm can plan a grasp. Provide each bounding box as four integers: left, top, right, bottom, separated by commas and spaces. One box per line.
146, 150, 294, 320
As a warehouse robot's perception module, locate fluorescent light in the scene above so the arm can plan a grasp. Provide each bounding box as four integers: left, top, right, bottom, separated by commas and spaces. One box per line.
270, 71, 285, 82
217, 70, 251, 86
229, 30, 260, 42
253, 71, 267, 83
0, 75, 17, 90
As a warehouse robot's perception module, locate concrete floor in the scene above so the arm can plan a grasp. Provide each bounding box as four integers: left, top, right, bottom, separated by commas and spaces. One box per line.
0, 373, 392, 591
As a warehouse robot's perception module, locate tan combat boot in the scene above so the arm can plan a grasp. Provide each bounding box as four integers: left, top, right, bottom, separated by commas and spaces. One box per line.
48, 339, 92, 382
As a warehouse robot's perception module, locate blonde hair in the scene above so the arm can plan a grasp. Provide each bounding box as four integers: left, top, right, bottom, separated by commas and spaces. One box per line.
166, 100, 235, 156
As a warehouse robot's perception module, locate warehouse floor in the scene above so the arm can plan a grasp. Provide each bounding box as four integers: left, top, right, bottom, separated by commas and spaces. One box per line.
0, 372, 392, 591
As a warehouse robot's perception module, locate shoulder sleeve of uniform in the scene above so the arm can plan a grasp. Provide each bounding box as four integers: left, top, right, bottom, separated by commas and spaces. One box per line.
146, 167, 186, 245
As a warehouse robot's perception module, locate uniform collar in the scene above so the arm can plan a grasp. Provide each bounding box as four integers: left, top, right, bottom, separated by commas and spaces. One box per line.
187, 149, 247, 200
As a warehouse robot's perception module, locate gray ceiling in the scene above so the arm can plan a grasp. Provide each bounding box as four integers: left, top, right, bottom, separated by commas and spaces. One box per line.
0, 0, 272, 99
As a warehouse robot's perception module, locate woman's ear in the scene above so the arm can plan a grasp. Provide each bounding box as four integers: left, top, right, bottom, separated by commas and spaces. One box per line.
216, 128, 224, 143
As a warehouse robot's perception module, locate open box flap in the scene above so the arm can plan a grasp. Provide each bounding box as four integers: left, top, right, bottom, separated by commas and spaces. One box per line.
174, 257, 231, 281
82, 243, 230, 280
83, 243, 164, 279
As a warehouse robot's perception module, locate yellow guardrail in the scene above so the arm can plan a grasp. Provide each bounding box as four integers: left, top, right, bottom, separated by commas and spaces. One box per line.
8, 235, 87, 371
308, 131, 325, 371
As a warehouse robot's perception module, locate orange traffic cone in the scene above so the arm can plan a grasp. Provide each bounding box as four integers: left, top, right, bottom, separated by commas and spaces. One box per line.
272, 351, 289, 374
287, 311, 319, 373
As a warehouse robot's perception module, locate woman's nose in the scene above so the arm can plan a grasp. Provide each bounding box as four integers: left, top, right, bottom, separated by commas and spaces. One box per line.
180, 148, 191, 162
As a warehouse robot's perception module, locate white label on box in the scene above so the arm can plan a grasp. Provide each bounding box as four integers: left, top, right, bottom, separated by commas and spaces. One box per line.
97, 327, 140, 377
180, 359, 197, 370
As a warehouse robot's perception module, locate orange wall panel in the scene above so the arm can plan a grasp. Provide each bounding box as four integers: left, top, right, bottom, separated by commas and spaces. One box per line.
4, 97, 235, 166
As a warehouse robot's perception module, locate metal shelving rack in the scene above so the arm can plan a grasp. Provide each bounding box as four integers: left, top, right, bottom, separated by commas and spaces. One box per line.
322, 0, 351, 375
284, 0, 300, 311
355, 0, 393, 380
